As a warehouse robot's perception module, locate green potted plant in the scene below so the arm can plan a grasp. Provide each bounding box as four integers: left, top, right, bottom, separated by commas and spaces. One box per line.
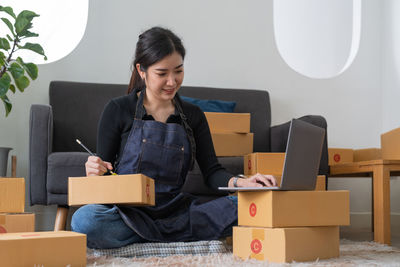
0, 5, 46, 176
0, 5, 46, 117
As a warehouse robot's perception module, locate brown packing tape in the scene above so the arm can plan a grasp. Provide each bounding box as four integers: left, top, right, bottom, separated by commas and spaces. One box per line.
251, 228, 265, 260
146, 180, 150, 202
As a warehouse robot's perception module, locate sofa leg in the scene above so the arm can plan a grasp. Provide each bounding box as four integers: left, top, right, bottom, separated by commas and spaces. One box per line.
54, 206, 69, 231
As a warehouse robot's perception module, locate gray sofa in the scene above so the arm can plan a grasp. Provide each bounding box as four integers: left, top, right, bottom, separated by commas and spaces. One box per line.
29, 81, 329, 229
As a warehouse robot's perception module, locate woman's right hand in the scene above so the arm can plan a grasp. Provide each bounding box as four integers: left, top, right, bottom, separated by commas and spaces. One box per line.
85, 156, 113, 176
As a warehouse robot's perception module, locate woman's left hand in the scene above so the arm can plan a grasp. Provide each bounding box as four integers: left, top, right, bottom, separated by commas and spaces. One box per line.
230, 173, 277, 188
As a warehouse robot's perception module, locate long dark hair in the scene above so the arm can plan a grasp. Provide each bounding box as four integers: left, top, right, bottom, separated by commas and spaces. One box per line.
127, 27, 186, 94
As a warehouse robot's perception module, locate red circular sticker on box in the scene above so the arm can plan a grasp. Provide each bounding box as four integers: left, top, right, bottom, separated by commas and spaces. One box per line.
251, 239, 262, 254
334, 154, 341, 163
249, 203, 257, 217
0, 226, 7, 233
248, 159, 251, 170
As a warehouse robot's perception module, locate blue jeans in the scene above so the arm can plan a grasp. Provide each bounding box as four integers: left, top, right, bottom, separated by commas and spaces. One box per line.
71, 204, 145, 249
71, 196, 238, 249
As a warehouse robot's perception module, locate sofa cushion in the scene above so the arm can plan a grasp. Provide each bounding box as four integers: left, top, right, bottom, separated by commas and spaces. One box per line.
180, 96, 236, 112
47, 152, 88, 195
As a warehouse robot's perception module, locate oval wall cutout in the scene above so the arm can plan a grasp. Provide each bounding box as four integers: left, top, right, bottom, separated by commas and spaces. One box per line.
273, 0, 361, 79
0, 0, 89, 64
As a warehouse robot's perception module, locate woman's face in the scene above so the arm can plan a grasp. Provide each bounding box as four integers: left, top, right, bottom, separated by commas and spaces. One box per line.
137, 51, 184, 103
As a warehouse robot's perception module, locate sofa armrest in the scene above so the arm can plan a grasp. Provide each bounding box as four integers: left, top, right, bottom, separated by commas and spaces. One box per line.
29, 104, 53, 205
270, 115, 329, 176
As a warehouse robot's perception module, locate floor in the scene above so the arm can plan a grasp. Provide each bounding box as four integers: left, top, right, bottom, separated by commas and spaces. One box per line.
340, 226, 400, 248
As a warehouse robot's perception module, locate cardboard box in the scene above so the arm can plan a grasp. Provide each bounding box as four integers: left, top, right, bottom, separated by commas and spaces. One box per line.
69, 174, 155, 206
315, 175, 326, 191
353, 148, 382, 162
328, 148, 353, 165
233, 226, 339, 263
211, 132, 253, 156
0, 231, 86, 267
381, 127, 400, 160
205, 112, 250, 133
0, 178, 25, 213
0, 213, 35, 233
244, 153, 285, 176
238, 190, 349, 227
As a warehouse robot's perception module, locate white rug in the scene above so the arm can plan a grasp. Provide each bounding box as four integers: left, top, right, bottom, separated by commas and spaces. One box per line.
86, 239, 400, 266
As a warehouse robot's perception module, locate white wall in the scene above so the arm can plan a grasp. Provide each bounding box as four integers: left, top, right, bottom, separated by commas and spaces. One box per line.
382, 0, 400, 132
382, 0, 400, 218
0, 0, 397, 230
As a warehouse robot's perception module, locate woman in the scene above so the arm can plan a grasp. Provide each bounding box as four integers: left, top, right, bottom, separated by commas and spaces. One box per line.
71, 26, 276, 249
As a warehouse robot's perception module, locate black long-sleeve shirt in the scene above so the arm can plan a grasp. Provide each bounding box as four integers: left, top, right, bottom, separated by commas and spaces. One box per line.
96, 91, 233, 190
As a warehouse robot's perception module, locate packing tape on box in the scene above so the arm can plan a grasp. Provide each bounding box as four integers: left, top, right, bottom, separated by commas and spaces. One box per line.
251, 228, 265, 260
248, 158, 253, 172
146, 181, 150, 201
0, 215, 6, 233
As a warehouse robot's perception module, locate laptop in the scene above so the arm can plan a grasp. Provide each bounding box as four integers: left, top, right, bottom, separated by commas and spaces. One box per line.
218, 119, 325, 191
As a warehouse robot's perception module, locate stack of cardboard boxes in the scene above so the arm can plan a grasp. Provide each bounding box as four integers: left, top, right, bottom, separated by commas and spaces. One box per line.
0, 178, 87, 266
1, 174, 155, 266
326, 126, 400, 165
232, 153, 350, 263
0, 178, 34, 233
205, 112, 253, 156
328, 148, 382, 165
327, 126, 400, 166
233, 190, 349, 263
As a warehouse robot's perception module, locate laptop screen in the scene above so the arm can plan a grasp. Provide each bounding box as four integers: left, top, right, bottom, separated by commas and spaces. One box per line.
279, 119, 325, 190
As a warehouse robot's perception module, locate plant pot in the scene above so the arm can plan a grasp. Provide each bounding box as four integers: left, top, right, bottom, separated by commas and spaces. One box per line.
0, 147, 12, 177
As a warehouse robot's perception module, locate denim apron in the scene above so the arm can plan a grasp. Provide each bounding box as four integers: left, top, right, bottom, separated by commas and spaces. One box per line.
115, 89, 237, 242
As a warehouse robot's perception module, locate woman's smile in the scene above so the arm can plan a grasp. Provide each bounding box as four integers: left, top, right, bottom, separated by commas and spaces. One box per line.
162, 88, 176, 95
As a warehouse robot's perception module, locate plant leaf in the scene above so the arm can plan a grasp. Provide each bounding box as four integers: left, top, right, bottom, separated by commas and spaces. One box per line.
9, 84, 15, 93
0, 6, 16, 19
20, 30, 39, 38
0, 37, 10, 50
9, 62, 24, 80
0, 72, 11, 97
6, 34, 13, 42
1, 17, 16, 37
15, 10, 39, 34
19, 23, 33, 35
19, 42, 45, 56
24, 63, 38, 80
0, 94, 12, 117
0, 51, 5, 66
17, 57, 38, 80
15, 75, 29, 92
